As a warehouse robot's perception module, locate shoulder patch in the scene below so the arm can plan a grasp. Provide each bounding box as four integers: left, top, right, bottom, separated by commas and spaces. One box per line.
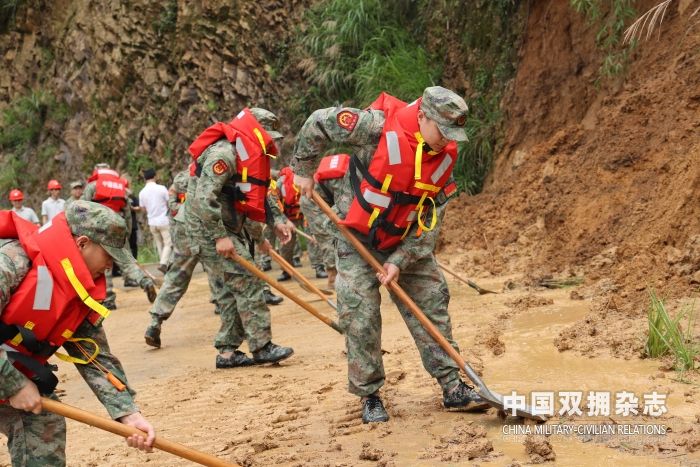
337, 110, 359, 132
212, 159, 229, 175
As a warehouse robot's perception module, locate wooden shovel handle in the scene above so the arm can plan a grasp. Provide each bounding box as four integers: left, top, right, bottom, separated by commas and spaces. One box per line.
268, 249, 328, 303
230, 252, 342, 334
41, 398, 238, 467
310, 192, 468, 369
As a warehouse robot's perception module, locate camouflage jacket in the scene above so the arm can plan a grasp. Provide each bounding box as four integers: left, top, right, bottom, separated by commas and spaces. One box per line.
291, 106, 452, 270
0, 239, 139, 419
184, 139, 287, 243
168, 170, 190, 223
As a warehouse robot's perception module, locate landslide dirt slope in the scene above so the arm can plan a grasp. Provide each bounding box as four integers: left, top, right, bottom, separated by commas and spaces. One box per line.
441, 0, 700, 310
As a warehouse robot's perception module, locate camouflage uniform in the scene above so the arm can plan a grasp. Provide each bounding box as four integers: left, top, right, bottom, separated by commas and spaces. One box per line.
291, 89, 466, 398
299, 179, 342, 273
147, 171, 223, 331
82, 181, 154, 308
185, 134, 288, 355
0, 201, 143, 466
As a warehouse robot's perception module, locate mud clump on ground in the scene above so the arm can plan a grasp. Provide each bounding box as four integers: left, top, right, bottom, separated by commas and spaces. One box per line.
419, 423, 495, 462
524, 434, 555, 463
476, 327, 506, 356
505, 294, 554, 311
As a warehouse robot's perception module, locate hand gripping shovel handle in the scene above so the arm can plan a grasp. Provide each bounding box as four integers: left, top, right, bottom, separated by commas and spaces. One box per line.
229, 252, 343, 334
268, 248, 338, 311
40, 397, 238, 467
311, 192, 545, 421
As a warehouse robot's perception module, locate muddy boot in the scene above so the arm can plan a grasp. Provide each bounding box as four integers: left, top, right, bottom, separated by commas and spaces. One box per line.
326, 266, 337, 289
442, 380, 490, 411
264, 289, 283, 305
362, 395, 389, 423
292, 256, 302, 268
144, 321, 162, 348
253, 342, 294, 364
216, 350, 254, 368
277, 270, 291, 282
261, 260, 272, 272
314, 264, 328, 279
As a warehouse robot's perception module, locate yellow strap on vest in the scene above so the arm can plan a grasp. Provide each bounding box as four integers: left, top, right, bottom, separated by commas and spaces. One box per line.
368, 207, 381, 228
417, 195, 437, 232
253, 128, 276, 159
242, 166, 248, 183
269, 179, 277, 190
413, 181, 441, 193
60, 258, 111, 319
54, 337, 100, 365
400, 222, 413, 240
414, 132, 424, 180
381, 174, 392, 193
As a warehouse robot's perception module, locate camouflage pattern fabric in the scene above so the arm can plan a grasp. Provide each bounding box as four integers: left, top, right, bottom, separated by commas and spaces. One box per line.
291, 89, 466, 396
298, 179, 342, 271
184, 137, 287, 354
279, 218, 304, 265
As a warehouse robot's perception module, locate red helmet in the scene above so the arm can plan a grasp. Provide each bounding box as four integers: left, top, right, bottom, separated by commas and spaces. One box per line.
47, 179, 62, 190
8, 189, 23, 201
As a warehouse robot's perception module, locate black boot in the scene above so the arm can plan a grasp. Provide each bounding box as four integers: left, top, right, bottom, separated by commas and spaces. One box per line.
253, 342, 294, 364
362, 395, 389, 423
292, 257, 302, 268
216, 350, 254, 368
144, 324, 161, 348
277, 270, 291, 282
314, 264, 328, 279
442, 380, 490, 411
261, 261, 272, 272
264, 289, 283, 305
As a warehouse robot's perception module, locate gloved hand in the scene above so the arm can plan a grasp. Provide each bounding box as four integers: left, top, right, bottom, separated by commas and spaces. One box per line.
140, 277, 158, 303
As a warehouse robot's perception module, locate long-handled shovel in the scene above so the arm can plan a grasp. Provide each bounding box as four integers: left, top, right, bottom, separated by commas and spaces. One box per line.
438, 262, 499, 295
311, 192, 545, 421
229, 252, 343, 334
41, 397, 237, 467
268, 248, 337, 311
294, 227, 318, 245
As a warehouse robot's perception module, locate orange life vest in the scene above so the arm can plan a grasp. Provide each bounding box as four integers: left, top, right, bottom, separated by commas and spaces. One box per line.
341, 93, 458, 250
277, 167, 302, 220
0, 212, 109, 394
88, 168, 128, 212
189, 109, 277, 223
314, 154, 350, 182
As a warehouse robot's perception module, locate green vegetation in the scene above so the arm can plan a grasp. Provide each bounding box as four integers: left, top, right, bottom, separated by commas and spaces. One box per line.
154, 0, 178, 37
645, 290, 698, 372
0, 90, 69, 194
0, 0, 21, 32
137, 245, 160, 264
570, 0, 637, 79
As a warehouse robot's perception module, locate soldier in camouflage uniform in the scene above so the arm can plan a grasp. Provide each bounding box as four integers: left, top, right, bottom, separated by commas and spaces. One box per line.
185, 108, 295, 368
0, 201, 155, 465
291, 87, 489, 423
299, 180, 340, 288
64, 180, 85, 208
82, 164, 157, 309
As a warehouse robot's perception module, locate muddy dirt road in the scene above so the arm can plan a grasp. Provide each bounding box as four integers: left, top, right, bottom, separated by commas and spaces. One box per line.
2, 260, 699, 466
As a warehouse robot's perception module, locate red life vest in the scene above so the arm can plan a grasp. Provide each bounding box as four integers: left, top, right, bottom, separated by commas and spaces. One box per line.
277, 167, 302, 220
189, 109, 277, 223
342, 94, 458, 250
88, 168, 128, 212
314, 154, 350, 182
0, 211, 109, 394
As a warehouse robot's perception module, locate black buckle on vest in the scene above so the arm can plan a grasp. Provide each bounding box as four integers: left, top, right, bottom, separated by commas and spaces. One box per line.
5, 351, 59, 395
0, 323, 57, 358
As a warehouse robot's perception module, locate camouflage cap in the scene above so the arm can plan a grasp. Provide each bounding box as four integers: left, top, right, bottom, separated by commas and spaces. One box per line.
70, 180, 84, 189
420, 86, 469, 142
65, 200, 135, 265
250, 107, 283, 140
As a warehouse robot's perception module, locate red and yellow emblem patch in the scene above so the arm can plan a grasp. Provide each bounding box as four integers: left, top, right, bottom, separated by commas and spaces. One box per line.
212, 159, 229, 175
337, 110, 359, 132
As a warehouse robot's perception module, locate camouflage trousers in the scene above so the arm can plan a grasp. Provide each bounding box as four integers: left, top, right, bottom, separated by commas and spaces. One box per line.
335, 238, 460, 397
149, 222, 222, 322
255, 226, 276, 270
104, 257, 146, 307
300, 195, 335, 270
0, 394, 65, 466
192, 231, 272, 353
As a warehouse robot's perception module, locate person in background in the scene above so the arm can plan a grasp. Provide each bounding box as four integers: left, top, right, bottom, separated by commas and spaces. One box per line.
138, 168, 172, 274
8, 189, 40, 226
41, 179, 65, 225
65, 180, 85, 207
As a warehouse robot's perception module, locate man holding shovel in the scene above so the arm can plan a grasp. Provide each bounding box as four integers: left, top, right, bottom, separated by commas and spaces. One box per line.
0, 201, 155, 465
291, 87, 488, 423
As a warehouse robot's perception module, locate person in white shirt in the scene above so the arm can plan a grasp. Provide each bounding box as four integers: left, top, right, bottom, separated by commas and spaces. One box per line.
138, 168, 171, 273
41, 179, 66, 224
8, 189, 40, 225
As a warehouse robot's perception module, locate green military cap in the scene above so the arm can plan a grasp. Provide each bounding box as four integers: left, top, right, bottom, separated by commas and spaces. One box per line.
65, 200, 135, 265
250, 107, 283, 140
420, 86, 469, 142
70, 180, 84, 189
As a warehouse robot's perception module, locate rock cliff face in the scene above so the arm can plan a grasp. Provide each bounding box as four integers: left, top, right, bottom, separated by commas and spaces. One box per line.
0, 0, 309, 191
